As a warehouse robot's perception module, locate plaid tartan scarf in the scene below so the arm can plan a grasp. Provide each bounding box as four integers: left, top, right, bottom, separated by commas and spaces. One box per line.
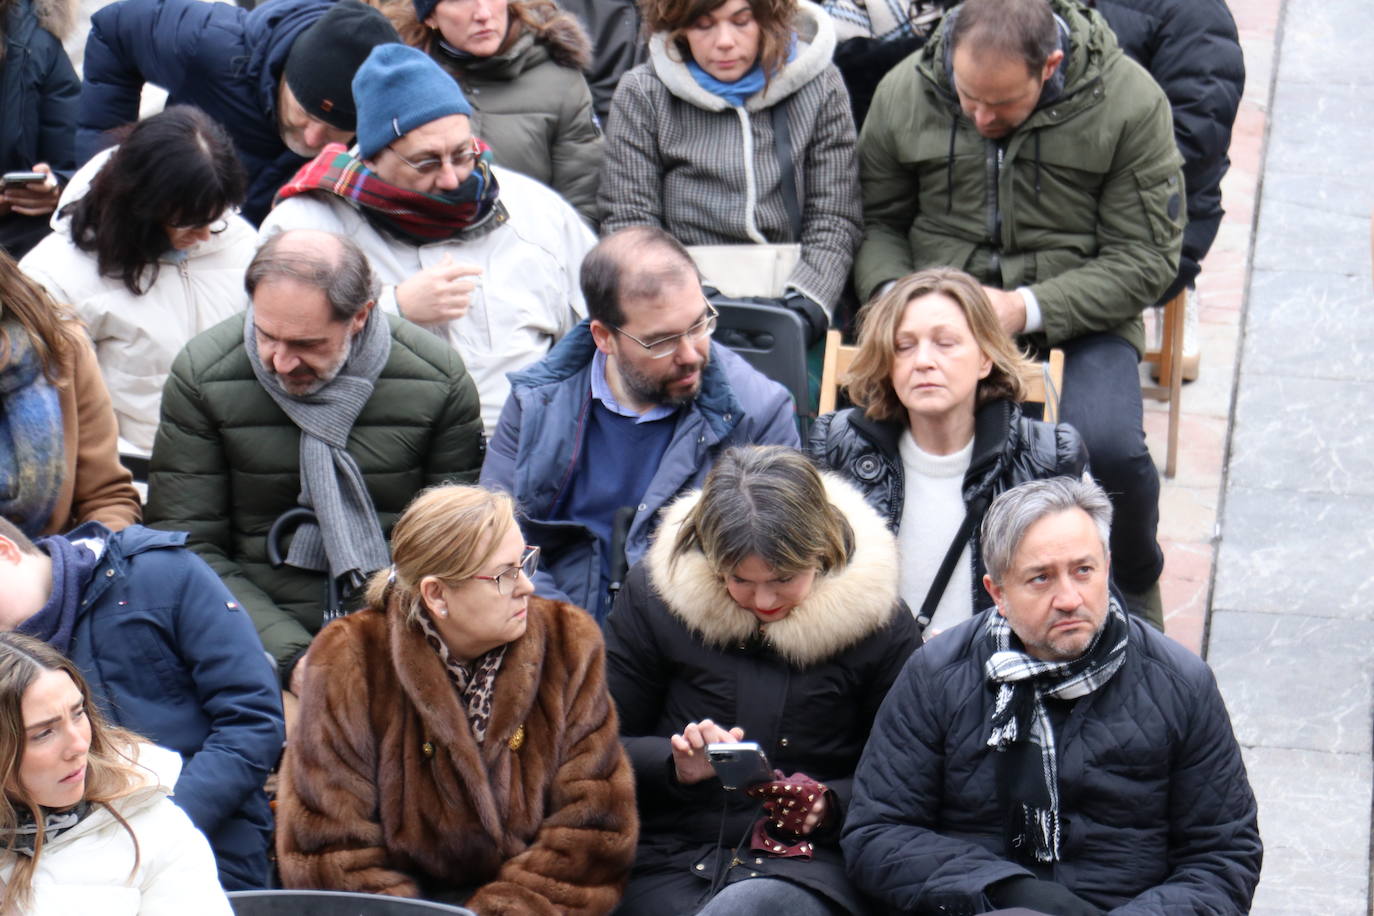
276, 141, 501, 244
983, 598, 1129, 863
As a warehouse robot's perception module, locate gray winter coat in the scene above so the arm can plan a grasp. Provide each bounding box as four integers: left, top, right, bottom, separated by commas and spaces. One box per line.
598, 1, 861, 311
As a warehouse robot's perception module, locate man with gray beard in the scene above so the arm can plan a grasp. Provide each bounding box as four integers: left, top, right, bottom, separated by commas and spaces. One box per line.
146, 229, 483, 697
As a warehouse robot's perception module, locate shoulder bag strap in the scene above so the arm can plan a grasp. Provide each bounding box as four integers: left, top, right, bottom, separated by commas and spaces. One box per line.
917, 494, 992, 628
770, 101, 803, 241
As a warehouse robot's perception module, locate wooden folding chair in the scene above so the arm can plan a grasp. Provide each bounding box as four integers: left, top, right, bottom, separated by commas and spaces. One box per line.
1141, 289, 1185, 478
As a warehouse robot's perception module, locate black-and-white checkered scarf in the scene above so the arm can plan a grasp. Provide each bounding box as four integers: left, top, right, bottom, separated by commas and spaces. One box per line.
983, 599, 1129, 862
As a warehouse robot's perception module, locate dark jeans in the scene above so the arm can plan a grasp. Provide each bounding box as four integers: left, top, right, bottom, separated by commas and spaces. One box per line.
1056, 333, 1164, 594
616, 866, 841, 916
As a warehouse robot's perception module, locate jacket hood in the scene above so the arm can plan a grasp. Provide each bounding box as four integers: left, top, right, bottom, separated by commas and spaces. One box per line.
45, 148, 256, 260
427, 0, 591, 77
645, 471, 901, 667
648, 0, 836, 113
244, 0, 334, 120
919, 0, 1118, 120
24, 0, 75, 41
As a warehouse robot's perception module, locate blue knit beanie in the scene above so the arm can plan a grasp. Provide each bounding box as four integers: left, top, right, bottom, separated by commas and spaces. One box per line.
352, 44, 475, 160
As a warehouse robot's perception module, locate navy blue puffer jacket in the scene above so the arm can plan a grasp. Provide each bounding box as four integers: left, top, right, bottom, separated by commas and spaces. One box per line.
842, 610, 1261, 914
76, 0, 332, 224
1, 0, 79, 179
64, 522, 285, 891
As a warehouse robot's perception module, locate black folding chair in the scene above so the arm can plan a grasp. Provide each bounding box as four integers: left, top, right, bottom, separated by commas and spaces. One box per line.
711, 297, 812, 441
228, 890, 476, 915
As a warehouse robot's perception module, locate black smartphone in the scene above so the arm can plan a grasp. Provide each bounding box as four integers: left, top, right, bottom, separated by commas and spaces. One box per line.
706, 741, 773, 791
1, 171, 47, 187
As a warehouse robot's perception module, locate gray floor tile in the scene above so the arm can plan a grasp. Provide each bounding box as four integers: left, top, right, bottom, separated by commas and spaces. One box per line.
1208, 611, 1374, 755
1227, 375, 1374, 495
1243, 745, 1371, 916
1251, 171, 1373, 274
1243, 271, 1374, 382
1272, 0, 1374, 86
1266, 82, 1374, 178
1214, 488, 1374, 619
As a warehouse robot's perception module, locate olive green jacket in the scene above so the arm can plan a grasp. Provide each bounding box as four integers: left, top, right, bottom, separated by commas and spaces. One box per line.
431, 1, 601, 223
855, 0, 1185, 355
145, 312, 484, 678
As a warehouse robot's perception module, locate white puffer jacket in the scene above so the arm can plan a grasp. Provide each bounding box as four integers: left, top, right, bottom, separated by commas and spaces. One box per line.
259, 164, 594, 437
0, 744, 231, 915
19, 148, 257, 456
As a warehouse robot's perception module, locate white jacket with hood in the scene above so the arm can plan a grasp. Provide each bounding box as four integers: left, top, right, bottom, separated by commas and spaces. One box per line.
19, 149, 256, 457
0, 744, 230, 915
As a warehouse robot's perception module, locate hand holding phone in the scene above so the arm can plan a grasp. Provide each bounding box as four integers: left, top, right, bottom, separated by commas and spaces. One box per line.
670, 719, 744, 785
2, 164, 59, 217
706, 741, 773, 791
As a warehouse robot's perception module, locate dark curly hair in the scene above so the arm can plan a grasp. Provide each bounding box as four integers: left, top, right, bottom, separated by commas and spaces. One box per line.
641, 0, 797, 83
65, 106, 246, 296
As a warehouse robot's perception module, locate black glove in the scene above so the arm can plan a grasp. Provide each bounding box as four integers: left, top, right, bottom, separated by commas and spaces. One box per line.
783, 290, 829, 347
985, 876, 1104, 916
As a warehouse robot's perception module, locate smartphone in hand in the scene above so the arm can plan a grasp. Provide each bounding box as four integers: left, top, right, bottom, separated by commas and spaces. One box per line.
707, 741, 773, 791
1, 171, 48, 188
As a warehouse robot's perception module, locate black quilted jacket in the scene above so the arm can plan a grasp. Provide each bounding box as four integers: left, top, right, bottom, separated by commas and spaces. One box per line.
807, 399, 1087, 627
842, 609, 1262, 914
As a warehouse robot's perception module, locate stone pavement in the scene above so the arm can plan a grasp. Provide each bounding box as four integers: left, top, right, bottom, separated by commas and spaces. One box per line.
1155, 0, 1374, 910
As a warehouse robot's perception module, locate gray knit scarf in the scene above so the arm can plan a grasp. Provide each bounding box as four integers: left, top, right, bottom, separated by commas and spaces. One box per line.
244, 305, 392, 583
983, 599, 1129, 863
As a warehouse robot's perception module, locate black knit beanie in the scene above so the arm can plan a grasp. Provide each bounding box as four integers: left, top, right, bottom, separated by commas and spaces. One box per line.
283, 0, 401, 131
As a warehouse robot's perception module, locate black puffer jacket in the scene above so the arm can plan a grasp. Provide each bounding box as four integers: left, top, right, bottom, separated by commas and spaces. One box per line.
808, 399, 1087, 627
1, 0, 78, 179
604, 474, 920, 913
1090, 0, 1245, 301
842, 609, 1262, 914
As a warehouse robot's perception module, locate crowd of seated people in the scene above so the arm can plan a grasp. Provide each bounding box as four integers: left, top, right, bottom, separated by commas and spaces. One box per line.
0, 0, 1259, 910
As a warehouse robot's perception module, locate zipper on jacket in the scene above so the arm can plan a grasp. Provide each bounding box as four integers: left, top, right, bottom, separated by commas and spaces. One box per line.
984, 143, 1002, 276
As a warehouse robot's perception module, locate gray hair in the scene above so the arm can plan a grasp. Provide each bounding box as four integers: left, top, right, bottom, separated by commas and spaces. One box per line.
981, 476, 1113, 584
244, 230, 380, 321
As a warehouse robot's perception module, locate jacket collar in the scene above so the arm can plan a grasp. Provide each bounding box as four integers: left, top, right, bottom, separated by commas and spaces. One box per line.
647, 0, 836, 113
510, 321, 746, 441
645, 472, 901, 666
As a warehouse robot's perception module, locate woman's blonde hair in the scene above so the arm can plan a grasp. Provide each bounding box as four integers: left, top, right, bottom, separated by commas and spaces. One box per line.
0, 634, 145, 915
671, 445, 852, 578
364, 485, 517, 626
844, 267, 1034, 423
642, 0, 797, 85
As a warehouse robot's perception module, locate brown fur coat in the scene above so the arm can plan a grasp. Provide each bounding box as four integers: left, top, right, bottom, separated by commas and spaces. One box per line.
277, 596, 637, 914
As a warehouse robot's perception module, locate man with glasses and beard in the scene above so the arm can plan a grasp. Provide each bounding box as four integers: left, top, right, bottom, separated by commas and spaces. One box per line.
481, 226, 798, 623
260, 44, 594, 438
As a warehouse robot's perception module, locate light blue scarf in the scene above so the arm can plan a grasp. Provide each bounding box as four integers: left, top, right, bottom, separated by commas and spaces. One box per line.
686, 35, 798, 107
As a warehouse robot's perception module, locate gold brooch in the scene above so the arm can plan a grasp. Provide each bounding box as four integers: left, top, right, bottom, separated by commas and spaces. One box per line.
422, 741, 434, 759
508, 724, 526, 751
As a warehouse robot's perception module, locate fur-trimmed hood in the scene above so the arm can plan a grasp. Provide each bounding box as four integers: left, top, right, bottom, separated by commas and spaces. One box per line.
18, 0, 76, 42
648, 0, 836, 112
645, 471, 902, 667
403, 0, 592, 74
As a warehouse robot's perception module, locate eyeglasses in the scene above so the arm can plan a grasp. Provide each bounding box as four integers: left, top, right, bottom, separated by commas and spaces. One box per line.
390, 139, 481, 176
614, 301, 718, 359
471, 545, 540, 595
168, 216, 230, 234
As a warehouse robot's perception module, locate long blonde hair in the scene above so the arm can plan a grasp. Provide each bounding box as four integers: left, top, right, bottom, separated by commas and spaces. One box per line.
0, 634, 146, 914
364, 485, 517, 626
845, 267, 1035, 423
